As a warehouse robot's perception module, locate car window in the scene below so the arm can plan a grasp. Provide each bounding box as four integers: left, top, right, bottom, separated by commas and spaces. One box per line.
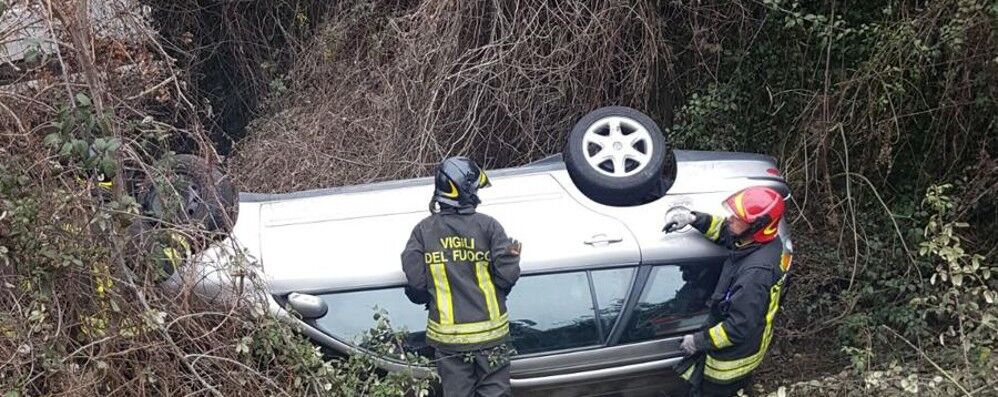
313, 269, 631, 358
591, 268, 634, 333
621, 263, 722, 343
314, 288, 432, 357
507, 271, 600, 354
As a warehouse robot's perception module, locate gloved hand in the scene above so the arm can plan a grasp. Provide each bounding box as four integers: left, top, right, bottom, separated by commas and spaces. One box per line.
508, 238, 522, 256
680, 333, 703, 356
663, 210, 698, 233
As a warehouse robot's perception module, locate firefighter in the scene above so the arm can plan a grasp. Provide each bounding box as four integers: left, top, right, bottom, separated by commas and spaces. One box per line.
401, 156, 522, 397
663, 186, 792, 397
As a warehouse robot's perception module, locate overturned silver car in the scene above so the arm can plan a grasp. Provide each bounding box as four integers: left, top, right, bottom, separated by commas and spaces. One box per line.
180, 107, 793, 395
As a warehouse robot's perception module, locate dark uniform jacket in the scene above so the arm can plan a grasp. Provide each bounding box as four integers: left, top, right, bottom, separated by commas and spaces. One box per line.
401, 206, 521, 352
678, 213, 792, 385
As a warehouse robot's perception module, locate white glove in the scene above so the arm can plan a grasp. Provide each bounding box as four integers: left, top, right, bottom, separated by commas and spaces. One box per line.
663, 211, 697, 233
680, 334, 699, 356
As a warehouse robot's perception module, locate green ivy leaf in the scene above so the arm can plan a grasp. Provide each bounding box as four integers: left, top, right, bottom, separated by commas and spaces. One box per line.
59, 142, 74, 157
75, 93, 92, 107
23, 48, 38, 64
98, 156, 116, 178
72, 139, 89, 159
92, 137, 108, 151
979, 347, 992, 366
107, 138, 121, 152
43, 133, 62, 149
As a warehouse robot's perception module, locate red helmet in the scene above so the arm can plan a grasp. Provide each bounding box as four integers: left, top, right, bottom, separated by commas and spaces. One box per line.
722, 186, 785, 244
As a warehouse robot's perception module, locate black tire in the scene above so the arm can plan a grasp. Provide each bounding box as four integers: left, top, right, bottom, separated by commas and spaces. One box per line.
142, 154, 238, 234
564, 106, 671, 206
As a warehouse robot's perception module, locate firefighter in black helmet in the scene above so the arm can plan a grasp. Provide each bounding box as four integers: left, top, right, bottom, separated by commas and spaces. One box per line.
401, 156, 522, 397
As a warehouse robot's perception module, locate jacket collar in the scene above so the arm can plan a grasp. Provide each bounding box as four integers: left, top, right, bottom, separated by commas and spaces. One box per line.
438, 204, 476, 215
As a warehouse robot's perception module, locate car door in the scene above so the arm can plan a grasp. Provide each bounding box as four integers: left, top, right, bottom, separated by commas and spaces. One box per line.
271, 172, 641, 358
475, 173, 641, 276
507, 267, 638, 377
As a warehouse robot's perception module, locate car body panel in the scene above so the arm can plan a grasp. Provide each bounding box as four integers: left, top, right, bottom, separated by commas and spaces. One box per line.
254, 172, 640, 294
511, 336, 684, 379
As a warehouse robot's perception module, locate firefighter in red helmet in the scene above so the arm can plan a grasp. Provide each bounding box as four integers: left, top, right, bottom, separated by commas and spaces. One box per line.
663, 186, 792, 397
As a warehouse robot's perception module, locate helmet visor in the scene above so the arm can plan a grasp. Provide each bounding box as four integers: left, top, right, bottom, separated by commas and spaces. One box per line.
721, 200, 736, 218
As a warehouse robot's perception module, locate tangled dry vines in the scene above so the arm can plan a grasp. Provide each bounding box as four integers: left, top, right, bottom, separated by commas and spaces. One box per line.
0, 2, 381, 395
230, 0, 665, 192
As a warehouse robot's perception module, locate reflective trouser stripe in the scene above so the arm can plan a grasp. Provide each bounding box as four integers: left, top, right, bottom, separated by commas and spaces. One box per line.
428, 314, 509, 345
475, 261, 501, 320
429, 263, 455, 325
426, 321, 509, 345
705, 215, 723, 241
705, 329, 771, 381
429, 313, 509, 335
705, 276, 785, 382
708, 323, 733, 349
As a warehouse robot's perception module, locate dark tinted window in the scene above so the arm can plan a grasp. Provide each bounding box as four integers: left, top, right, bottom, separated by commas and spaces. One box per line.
591, 268, 634, 332
313, 269, 635, 358
507, 272, 600, 354
315, 288, 432, 357
621, 263, 722, 343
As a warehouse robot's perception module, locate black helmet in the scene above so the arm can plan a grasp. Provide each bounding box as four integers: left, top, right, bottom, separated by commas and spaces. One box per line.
433, 156, 491, 208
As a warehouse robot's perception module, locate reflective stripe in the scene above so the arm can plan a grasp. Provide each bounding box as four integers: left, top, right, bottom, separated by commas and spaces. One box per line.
170, 233, 191, 253
97, 181, 113, 189
475, 261, 501, 320
762, 219, 779, 236
477, 170, 489, 187
163, 247, 183, 271
680, 363, 696, 381
163, 233, 192, 272
705, 215, 723, 241
429, 263, 455, 325
705, 276, 785, 382
428, 313, 509, 335
708, 323, 733, 349
733, 192, 747, 218
442, 181, 459, 198
780, 252, 793, 272
426, 322, 508, 345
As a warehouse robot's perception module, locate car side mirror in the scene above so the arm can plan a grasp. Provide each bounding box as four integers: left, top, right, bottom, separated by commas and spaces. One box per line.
287, 292, 328, 319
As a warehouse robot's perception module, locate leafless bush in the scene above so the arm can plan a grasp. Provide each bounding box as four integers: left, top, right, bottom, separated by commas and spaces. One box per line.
0, 1, 400, 395
231, 0, 664, 192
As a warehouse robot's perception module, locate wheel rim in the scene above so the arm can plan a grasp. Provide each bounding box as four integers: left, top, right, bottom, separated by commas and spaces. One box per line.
581, 116, 654, 177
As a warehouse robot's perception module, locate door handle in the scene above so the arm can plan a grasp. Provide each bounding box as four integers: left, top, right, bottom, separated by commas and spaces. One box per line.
585, 233, 623, 245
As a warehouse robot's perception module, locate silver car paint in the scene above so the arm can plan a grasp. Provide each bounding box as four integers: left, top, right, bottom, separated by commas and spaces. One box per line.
179, 149, 791, 389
